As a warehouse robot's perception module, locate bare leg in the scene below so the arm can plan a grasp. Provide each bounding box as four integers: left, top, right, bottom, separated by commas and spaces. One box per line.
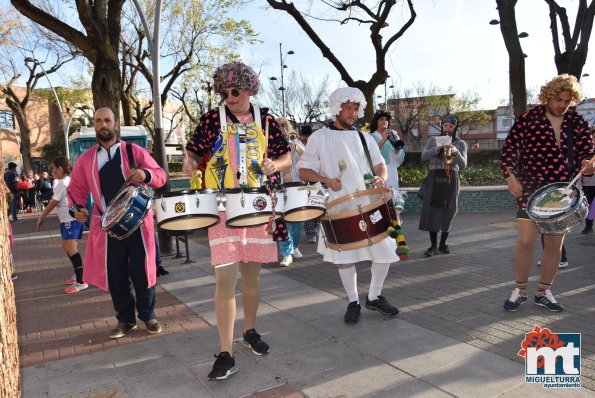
214, 263, 239, 354
514, 220, 540, 285
239, 262, 261, 332
539, 234, 564, 284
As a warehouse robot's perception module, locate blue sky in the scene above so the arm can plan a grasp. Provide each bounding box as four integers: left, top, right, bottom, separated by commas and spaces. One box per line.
233, 0, 595, 109
3, 0, 594, 110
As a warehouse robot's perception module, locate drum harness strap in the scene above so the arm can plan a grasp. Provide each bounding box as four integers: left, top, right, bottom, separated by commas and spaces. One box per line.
219, 106, 277, 234
565, 121, 575, 174
218, 105, 262, 188
87, 143, 140, 218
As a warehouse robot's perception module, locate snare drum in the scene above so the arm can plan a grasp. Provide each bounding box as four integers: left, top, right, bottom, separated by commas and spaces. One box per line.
526, 182, 588, 234
282, 182, 326, 222
320, 188, 396, 250
154, 189, 220, 231
101, 185, 153, 240
225, 187, 284, 228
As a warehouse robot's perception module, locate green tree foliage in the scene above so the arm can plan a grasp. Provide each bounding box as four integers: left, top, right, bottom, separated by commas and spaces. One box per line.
121, 0, 257, 137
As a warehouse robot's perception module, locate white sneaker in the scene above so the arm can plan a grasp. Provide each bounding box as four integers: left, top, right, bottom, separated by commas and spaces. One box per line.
279, 255, 293, 267
293, 248, 303, 258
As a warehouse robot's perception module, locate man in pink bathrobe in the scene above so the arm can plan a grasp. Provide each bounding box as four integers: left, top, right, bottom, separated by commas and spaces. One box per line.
69, 107, 167, 339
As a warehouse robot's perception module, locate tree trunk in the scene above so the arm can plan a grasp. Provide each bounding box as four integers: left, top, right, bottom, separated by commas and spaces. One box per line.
5, 100, 32, 173
496, 0, 528, 117
92, 53, 122, 116
0, 143, 21, 397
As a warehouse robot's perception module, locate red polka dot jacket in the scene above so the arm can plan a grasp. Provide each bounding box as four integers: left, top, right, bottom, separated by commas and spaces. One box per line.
500, 105, 595, 209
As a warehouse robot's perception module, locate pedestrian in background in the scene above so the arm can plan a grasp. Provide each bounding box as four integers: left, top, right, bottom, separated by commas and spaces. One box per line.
277, 116, 305, 267
419, 114, 467, 257
36, 156, 88, 294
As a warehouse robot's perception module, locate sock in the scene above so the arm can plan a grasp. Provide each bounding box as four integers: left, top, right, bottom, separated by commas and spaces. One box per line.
69, 253, 84, 284
537, 282, 551, 296
439, 232, 449, 248
429, 232, 437, 248
368, 262, 390, 301
338, 267, 359, 303
515, 281, 528, 295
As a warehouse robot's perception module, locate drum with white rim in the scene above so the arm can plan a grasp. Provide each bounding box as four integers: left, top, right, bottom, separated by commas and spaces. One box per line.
526, 182, 588, 235
225, 187, 284, 228
320, 188, 396, 251
101, 185, 153, 240
154, 189, 220, 231
282, 182, 327, 222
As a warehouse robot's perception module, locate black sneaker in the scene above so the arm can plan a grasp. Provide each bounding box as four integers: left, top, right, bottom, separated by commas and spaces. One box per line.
242, 329, 270, 355
424, 247, 438, 257
344, 301, 361, 324
365, 295, 399, 316
207, 352, 238, 380
503, 288, 527, 312
534, 291, 564, 312
438, 245, 450, 254
11, 273, 17, 281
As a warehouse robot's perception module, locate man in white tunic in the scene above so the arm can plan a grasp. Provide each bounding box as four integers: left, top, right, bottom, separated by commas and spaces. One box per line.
297, 87, 400, 324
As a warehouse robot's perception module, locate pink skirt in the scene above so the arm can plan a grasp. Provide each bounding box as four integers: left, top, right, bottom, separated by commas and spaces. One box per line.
207, 212, 278, 266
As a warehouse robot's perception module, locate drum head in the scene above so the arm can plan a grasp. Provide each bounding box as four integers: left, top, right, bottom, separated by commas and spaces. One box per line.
527, 182, 582, 221
325, 188, 392, 219
159, 215, 220, 230
102, 186, 135, 228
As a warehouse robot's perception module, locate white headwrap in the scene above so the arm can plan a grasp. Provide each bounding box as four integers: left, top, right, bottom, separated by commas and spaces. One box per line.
328, 87, 367, 121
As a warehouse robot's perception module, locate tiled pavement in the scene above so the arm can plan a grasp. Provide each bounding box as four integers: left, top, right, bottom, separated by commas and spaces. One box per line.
11, 210, 595, 397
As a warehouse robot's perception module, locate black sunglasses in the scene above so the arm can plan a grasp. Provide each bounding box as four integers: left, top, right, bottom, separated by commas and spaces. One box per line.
220, 89, 241, 100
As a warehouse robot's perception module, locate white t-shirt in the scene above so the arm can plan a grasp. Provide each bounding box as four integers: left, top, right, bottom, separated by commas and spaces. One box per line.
53, 176, 75, 223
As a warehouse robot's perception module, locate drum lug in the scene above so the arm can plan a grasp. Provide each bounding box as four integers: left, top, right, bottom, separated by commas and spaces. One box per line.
240, 191, 245, 208
357, 204, 374, 247
195, 191, 200, 208
161, 197, 166, 212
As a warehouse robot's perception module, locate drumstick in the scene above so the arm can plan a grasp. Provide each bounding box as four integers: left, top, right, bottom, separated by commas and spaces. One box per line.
564, 154, 595, 191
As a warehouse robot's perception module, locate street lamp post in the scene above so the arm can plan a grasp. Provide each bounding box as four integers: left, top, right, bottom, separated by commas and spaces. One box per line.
384, 80, 394, 112
24, 57, 69, 159
65, 105, 94, 152
272, 43, 294, 117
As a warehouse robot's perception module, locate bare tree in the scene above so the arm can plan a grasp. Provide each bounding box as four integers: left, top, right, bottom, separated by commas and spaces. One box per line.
0, 10, 76, 172
495, 0, 528, 118
265, 0, 417, 120
263, 71, 329, 126
389, 87, 424, 143
119, 0, 255, 138
494, 0, 595, 117
11, 0, 126, 111
544, 0, 595, 78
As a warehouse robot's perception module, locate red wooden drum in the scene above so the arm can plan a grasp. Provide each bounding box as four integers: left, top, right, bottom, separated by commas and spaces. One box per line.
320, 188, 396, 251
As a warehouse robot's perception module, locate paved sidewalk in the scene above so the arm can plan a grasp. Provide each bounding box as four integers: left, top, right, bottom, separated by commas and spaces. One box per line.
12, 210, 595, 397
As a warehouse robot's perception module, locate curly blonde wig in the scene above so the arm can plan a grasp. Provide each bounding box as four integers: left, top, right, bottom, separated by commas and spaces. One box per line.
275, 117, 294, 135
213, 61, 260, 95
538, 74, 583, 105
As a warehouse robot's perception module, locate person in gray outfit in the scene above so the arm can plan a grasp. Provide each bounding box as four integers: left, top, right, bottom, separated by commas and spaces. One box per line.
418, 114, 467, 256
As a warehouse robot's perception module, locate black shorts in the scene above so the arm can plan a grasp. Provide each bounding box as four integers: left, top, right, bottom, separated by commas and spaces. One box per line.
516, 208, 530, 220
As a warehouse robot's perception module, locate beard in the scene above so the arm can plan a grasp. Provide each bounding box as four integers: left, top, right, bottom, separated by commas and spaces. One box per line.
96, 128, 116, 142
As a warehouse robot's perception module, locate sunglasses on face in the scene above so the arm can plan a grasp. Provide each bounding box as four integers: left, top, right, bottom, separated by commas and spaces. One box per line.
220, 89, 241, 100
